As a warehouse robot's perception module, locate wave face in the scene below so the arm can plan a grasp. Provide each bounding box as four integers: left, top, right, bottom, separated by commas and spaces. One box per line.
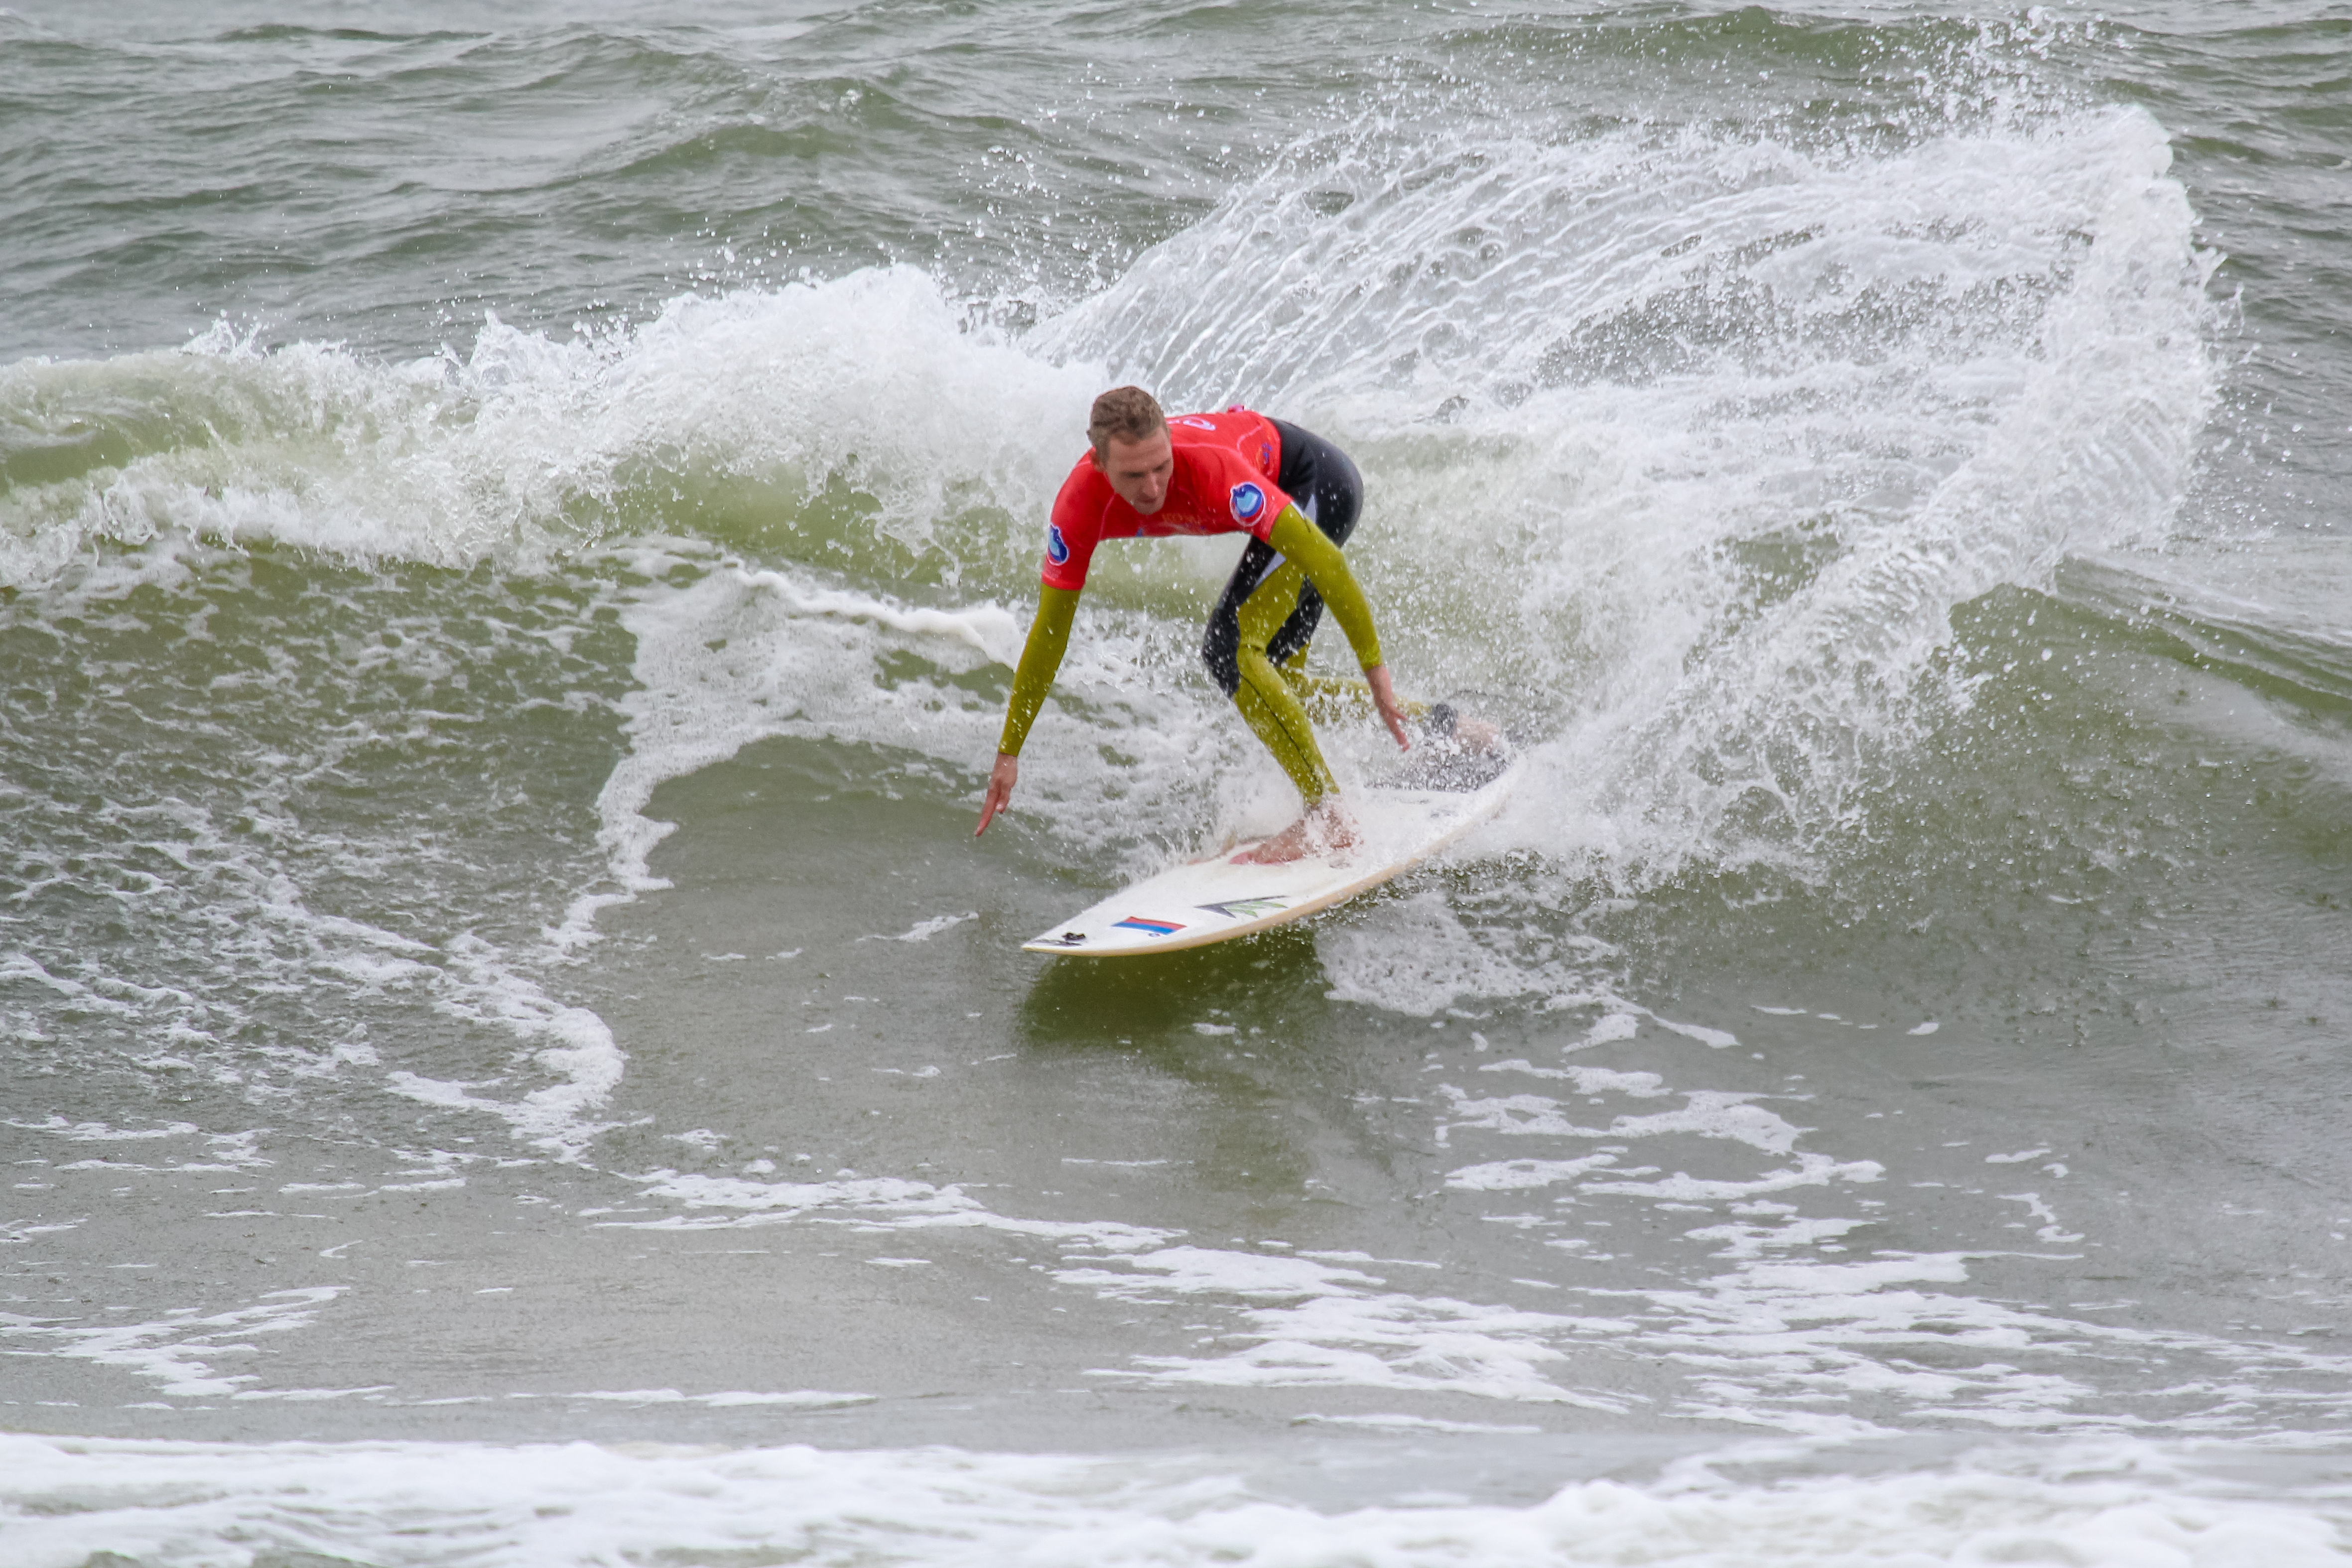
2, 100, 2216, 883
4, 1, 2351, 1560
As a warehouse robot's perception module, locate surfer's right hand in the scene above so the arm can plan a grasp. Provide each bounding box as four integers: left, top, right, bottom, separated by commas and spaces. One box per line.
1365, 664, 1411, 750
975, 752, 1019, 836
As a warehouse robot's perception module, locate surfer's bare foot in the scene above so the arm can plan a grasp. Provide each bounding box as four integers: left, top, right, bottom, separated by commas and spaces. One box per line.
1237, 801, 1355, 865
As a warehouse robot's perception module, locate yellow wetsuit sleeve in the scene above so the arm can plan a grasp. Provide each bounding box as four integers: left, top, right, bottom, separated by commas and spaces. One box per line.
995, 585, 1080, 757
1266, 506, 1384, 670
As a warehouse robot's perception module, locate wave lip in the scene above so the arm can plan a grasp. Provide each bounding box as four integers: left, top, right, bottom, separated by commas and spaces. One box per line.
0, 271, 1101, 595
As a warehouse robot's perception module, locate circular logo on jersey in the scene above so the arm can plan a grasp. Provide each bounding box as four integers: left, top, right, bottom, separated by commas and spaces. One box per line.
1229, 482, 1267, 524
1045, 524, 1070, 565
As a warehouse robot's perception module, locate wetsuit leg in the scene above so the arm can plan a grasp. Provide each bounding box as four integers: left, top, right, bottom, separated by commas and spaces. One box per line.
1277, 667, 1430, 726
1199, 420, 1365, 804
1230, 556, 1337, 802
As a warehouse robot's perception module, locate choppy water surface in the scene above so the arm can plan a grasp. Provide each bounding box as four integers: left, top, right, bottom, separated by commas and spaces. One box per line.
4, 2, 2351, 1563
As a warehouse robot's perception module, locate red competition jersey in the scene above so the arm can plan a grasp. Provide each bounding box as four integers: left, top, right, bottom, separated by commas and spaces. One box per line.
1040, 409, 1290, 591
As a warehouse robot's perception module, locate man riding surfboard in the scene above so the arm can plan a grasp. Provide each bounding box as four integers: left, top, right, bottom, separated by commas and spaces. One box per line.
973, 387, 1410, 865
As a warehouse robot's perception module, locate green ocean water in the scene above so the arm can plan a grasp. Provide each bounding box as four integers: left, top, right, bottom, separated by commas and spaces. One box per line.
3, 3, 2351, 1563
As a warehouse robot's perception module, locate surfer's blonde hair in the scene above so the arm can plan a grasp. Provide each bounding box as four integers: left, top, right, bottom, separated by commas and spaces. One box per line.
1088, 386, 1166, 462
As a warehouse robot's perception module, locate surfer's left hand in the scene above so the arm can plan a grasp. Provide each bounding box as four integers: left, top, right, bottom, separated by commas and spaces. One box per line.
1365, 664, 1410, 750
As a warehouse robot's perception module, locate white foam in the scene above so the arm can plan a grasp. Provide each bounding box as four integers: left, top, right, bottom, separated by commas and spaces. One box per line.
1293, 1413, 1545, 1435
1319, 892, 1581, 1015
384, 935, 624, 1162
1445, 1155, 1625, 1192
1585, 1014, 1645, 1045
1578, 1153, 1888, 1205
1439, 1084, 1835, 1161
561, 1389, 874, 1409
4, 760, 630, 1166
1476, 1063, 1671, 1096
11, 1118, 273, 1176
5, 1430, 2344, 1568
1058, 1247, 1384, 1303
1399, 1040, 2352, 1433
864, 912, 980, 943
607, 1169, 1173, 1255
5, 1116, 202, 1143
0, 1287, 345, 1400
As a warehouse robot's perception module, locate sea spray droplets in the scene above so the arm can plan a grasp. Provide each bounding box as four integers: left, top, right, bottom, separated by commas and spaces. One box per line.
1026, 101, 2212, 1013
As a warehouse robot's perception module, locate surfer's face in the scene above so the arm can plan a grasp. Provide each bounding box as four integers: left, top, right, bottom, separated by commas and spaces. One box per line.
1095, 430, 1174, 515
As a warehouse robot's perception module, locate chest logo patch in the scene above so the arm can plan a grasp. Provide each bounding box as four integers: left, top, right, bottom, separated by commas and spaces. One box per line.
1229, 482, 1267, 524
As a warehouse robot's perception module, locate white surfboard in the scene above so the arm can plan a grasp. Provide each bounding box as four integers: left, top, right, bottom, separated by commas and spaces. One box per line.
1023, 756, 1519, 957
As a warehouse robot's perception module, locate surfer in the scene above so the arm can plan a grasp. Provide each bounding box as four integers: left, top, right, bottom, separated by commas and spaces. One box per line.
973, 386, 1410, 864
